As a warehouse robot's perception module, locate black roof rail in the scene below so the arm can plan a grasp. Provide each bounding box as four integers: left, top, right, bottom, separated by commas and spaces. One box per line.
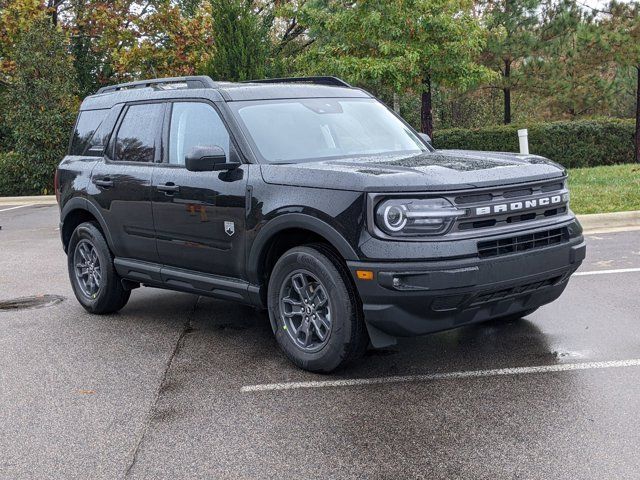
243, 76, 352, 88
97, 75, 217, 94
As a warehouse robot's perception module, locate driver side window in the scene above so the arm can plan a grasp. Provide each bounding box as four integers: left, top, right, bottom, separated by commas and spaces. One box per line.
168, 102, 230, 166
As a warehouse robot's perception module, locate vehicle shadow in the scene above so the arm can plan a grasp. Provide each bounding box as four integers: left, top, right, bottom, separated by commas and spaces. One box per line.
179, 294, 557, 381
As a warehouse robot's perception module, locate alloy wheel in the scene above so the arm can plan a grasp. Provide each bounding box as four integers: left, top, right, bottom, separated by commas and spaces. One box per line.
74, 239, 102, 298
279, 270, 332, 352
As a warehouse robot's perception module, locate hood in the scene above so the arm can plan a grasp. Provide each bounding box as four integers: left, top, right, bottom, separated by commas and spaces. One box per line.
259, 149, 566, 192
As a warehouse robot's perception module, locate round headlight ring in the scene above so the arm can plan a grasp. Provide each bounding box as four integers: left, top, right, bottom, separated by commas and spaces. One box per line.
383, 204, 407, 232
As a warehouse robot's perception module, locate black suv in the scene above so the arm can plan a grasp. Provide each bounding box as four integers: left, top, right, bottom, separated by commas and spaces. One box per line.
57, 75, 586, 372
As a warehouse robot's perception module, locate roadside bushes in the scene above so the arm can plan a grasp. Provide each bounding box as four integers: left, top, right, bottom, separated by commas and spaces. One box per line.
0, 16, 76, 197
433, 119, 636, 169
0, 152, 50, 197
0, 149, 64, 196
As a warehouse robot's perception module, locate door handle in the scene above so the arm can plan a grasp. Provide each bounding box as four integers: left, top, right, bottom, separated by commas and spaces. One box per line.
94, 178, 114, 188
157, 183, 179, 194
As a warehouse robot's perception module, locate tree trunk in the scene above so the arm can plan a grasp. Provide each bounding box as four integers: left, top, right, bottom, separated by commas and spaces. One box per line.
503, 59, 511, 125
421, 76, 433, 137
393, 93, 400, 114
48, 1, 58, 26
635, 66, 640, 163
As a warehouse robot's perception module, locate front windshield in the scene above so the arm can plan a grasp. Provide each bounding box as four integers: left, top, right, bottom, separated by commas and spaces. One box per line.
230, 98, 429, 163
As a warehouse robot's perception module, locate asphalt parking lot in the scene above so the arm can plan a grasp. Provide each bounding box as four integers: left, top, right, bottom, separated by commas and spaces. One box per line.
1, 204, 640, 479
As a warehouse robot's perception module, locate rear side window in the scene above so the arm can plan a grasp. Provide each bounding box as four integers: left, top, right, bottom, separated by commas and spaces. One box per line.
114, 103, 164, 163
70, 109, 108, 155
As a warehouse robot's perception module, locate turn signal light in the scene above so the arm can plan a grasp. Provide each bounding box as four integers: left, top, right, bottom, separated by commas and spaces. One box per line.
356, 270, 374, 280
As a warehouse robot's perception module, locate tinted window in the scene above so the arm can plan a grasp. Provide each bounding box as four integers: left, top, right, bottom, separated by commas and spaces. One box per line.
70, 109, 108, 155
169, 102, 230, 165
86, 105, 123, 154
114, 103, 163, 163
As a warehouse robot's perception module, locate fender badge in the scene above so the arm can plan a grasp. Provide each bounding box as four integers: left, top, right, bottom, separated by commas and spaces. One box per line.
224, 221, 235, 236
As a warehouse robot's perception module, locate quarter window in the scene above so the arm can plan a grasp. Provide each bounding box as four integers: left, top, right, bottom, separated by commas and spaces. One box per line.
169, 102, 230, 166
70, 109, 108, 155
114, 103, 163, 163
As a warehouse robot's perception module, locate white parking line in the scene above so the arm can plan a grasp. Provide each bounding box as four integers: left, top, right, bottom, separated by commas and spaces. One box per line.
0, 204, 29, 213
241, 359, 640, 392
574, 267, 640, 276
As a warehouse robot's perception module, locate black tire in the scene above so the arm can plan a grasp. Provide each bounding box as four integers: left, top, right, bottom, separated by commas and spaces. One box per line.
267, 244, 368, 373
494, 307, 538, 323
67, 222, 130, 314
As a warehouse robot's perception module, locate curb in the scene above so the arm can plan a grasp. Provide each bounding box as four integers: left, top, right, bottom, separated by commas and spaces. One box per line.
577, 210, 640, 233
0, 195, 57, 206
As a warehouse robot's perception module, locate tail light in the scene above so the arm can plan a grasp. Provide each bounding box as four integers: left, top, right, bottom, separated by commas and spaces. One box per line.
54, 169, 60, 204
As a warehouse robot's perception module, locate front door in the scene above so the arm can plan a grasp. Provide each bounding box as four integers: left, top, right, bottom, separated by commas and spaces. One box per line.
91, 102, 165, 263
151, 101, 247, 279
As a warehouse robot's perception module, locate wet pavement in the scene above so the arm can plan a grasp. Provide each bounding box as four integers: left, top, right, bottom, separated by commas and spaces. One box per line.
1, 204, 639, 479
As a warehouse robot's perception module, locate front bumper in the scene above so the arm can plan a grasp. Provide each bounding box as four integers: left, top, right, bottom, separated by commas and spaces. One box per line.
348, 228, 586, 347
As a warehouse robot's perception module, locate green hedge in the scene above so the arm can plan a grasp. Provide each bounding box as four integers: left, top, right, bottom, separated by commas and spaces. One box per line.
433, 119, 636, 169
0, 152, 55, 196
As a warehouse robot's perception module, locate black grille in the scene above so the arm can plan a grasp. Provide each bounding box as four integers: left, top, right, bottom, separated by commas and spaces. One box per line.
455, 193, 493, 205
452, 180, 568, 232
471, 276, 563, 305
477, 227, 569, 259
458, 206, 567, 231
503, 187, 533, 198
541, 182, 563, 192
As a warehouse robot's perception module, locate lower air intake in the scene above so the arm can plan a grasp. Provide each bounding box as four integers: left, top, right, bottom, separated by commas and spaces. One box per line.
477, 227, 569, 259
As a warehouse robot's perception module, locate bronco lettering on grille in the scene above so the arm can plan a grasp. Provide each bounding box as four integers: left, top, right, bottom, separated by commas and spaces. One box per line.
475, 195, 565, 216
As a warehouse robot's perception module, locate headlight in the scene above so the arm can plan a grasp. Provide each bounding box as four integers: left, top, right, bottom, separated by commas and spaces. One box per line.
375, 197, 462, 237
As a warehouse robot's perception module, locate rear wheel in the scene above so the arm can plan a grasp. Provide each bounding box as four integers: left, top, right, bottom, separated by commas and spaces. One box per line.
67, 222, 130, 314
267, 244, 368, 372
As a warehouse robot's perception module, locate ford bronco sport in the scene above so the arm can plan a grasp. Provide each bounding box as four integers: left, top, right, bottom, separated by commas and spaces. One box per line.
57, 75, 586, 372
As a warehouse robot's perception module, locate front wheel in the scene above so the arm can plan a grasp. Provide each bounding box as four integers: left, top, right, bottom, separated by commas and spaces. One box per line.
67, 222, 130, 314
267, 245, 368, 373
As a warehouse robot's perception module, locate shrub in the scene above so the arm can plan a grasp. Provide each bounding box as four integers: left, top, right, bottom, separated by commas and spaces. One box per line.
433, 119, 636, 169
0, 151, 55, 196
3, 16, 77, 195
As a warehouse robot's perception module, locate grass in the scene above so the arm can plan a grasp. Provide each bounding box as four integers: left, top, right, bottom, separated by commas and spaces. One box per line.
567, 163, 640, 214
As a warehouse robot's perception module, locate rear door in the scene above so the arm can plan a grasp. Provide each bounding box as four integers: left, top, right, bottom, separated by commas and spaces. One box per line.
91, 102, 165, 263
151, 100, 247, 278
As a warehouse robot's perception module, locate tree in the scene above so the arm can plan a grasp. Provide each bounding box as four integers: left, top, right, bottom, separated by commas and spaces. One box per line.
68, 1, 173, 94
262, 0, 313, 77
479, 0, 541, 124
598, 1, 640, 162
202, 0, 271, 81
527, 0, 616, 118
0, 0, 46, 82
297, 0, 491, 136
6, 16, 77, 193
113, 0, 214, 80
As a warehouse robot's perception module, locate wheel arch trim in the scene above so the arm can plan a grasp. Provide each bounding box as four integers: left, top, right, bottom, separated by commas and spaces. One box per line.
60, 197, 114, 253
247, 213, 359, 284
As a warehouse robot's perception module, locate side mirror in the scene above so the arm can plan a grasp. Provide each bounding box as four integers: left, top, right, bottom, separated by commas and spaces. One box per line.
418, 133, 432, 145
185, 146, 240, 172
